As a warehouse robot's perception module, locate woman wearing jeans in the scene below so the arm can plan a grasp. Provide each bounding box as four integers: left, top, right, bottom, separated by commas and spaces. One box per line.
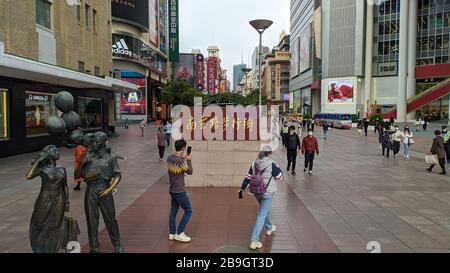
402, 126, 414, 159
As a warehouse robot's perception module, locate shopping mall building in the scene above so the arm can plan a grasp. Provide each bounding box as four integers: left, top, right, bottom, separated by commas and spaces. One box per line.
0, 0, 137, 158
291, 0, 450, 122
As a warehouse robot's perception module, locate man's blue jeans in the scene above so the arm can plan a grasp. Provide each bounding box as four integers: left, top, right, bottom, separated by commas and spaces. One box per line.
169, 192, 192, 235
251, 193, 274, 242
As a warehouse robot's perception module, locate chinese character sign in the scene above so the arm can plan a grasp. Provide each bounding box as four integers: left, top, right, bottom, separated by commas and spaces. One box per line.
168, 0, 179, 62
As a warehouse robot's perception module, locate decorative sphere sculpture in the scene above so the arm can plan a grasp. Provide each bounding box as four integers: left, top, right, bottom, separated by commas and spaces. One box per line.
62, 111, 80, 131
54, 91, 74, 113
46, 116, 66, 137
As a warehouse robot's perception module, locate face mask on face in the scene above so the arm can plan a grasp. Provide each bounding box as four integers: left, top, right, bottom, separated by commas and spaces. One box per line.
289, 131, 294, 135
308, 132, 313, 136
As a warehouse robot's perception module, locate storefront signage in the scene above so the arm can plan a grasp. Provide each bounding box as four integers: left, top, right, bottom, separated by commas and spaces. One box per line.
111, 0, 149, 31
168, 0, 179, 62
25, 91, 58, 137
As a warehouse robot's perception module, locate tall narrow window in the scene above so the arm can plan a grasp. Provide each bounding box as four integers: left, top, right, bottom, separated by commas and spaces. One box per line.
78, 61, 85, 73
95, 66, 100, 76
36, 0, 51, 29
85, 4, 89, 27
77, 4, 81, 22
93, 9, 97, 31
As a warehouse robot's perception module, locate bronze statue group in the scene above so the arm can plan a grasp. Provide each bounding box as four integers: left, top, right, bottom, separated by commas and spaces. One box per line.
26, 91, 124, 253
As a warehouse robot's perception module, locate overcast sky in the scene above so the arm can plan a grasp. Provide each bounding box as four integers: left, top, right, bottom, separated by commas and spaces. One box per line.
179, 0, 290, 86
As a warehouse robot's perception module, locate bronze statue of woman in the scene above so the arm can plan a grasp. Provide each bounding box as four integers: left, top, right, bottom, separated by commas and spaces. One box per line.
26, 145, 69, 253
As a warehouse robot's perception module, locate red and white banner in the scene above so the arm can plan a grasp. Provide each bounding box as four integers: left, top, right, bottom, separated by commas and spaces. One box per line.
207, 57, 218, 94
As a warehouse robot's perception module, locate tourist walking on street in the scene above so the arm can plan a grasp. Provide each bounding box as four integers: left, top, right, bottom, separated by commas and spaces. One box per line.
374, 120, 380, 135
239, 146, 284, 250
124, 118, 129, 129
381, 125, 393, 158
402, 126, 414, 159
427, 130, 447, 175
306, 119, 312, 131
302, 119, 307, 132
415, 118, 421, 132
167, 139, 194, 243
441, 126, 450, 165
165, 120, 173, 146
302, 129, 319, 175
286, 126, 301, 176
392, 125, 403, 158
281, 122, 289, 147
157, 127, 166, 161
139, 119, 146, 137
423, 116, 429, 132
323, 122, 330, 141
363, 118, 369, 136
357, 120, 364, 136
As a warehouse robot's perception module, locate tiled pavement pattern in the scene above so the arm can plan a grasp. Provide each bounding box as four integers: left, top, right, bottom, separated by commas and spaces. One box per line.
1, 124, 450, 253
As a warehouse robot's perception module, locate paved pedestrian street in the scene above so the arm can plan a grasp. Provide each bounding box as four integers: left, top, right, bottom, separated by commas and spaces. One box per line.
1, 125, 449, 253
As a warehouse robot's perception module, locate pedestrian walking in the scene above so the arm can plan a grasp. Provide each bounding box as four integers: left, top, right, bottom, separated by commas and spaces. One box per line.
286, 126, 301, 176
124, 118, 129, 129
423, 116, 428, 132
441, 126, 450, 165
301, 129, 319, 175
168, 139, 194, 243
71, 130, 86, 191
281, 122, 289, 147
381, 125, 393, 158
392, 125, 403, 158
157, 127, 166, 161
323, 122, 330, 140
139, 119, 146, 137
374, 120, 380, 135
389, 116, 395, 126
402, 126, 414, 159
357, 120, 364, 136
306, 119, 312, 131
165, 120, 173, 146
415, 118, 421, 132
238, 146, 284, 250
363, 118, 369, 136
311, 119, 315, 132
426, 130, 447, 175
302, 119, 307, 132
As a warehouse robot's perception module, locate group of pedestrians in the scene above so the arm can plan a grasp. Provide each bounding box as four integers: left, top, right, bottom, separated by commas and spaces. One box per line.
378, 124, 415, 159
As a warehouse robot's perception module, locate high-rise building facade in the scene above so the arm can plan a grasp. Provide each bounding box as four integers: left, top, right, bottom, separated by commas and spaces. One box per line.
251, 45, 270, 89
0, 0, 136, 158
319, 0, 450, 122
233, 64, 247, 92
289, 0, 322, 115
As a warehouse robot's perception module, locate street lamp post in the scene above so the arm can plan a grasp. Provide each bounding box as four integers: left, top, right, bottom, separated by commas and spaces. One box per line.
250, 19, 273, 106
241, 68, 252, 96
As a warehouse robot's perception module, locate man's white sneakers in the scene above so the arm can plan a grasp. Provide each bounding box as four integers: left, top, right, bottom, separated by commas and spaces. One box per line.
174, 233, 191, 243
266, 225, 277, 236
169, 234, 175, 241
249, 241, 263, 250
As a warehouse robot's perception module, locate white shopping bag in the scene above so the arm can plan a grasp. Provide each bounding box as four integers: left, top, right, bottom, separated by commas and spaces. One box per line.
425, 155, 439, 165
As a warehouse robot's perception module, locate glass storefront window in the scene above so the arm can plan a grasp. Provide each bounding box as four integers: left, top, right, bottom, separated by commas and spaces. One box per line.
78, 97, 102, 129
0, 89, 9, 140
25, 91, 58, 137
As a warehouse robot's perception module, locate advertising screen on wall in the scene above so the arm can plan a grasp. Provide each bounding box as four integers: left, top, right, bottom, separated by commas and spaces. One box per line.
299, 24, 311, 73
290, 37, 299, 78
120, 78, 147, 115
25, 92, 58, 137
78, 97, 102, 129
328, 79, 354, 103
289, 92, 294, 109
149, 0, 159, 46
159, 0, 168, 54
0, 89, 8, 139
174, 54, 195, 86
111, 0, 149, 30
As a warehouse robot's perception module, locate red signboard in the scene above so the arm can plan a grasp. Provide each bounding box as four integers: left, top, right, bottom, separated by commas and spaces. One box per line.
195, 54, 205, 90
120, 77, 146, 115
207, 57, 218, 94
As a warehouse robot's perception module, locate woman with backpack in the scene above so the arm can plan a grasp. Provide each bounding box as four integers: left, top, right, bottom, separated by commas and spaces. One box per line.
238, 146, 284, 250
402, 126, 414, 159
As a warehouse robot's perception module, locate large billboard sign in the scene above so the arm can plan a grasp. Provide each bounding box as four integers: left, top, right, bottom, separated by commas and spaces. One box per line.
159, 0, 168, 54
120, 78, 147, 115
168, 0, 179, 62
299, 24, 311, 73
195, 54, 205, 90
207, 57, 218, 94
290, 37, 299, 78
328, 79, 354, 103
111, 0, 149, 31
174, 54, 195, 86
149, 0, 159, 46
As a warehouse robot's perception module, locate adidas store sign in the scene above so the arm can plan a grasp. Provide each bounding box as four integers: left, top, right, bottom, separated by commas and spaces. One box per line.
112, 39, 132, 57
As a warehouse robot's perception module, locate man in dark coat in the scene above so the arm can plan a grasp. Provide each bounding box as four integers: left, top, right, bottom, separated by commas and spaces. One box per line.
427, 130, 447, 175
286, 126, 301, 176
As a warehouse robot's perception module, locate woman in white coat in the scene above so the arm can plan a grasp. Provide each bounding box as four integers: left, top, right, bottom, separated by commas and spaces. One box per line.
402, 126, 414, 159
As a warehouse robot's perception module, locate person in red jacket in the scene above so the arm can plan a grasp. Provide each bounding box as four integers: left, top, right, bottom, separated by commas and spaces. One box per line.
301, 129, 319, 175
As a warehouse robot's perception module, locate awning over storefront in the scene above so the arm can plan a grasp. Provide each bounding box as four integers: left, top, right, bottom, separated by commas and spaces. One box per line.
0, 42, 137, 93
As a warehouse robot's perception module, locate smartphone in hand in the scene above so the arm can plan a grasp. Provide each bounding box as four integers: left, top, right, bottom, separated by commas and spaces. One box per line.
187, 146, 192, 155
